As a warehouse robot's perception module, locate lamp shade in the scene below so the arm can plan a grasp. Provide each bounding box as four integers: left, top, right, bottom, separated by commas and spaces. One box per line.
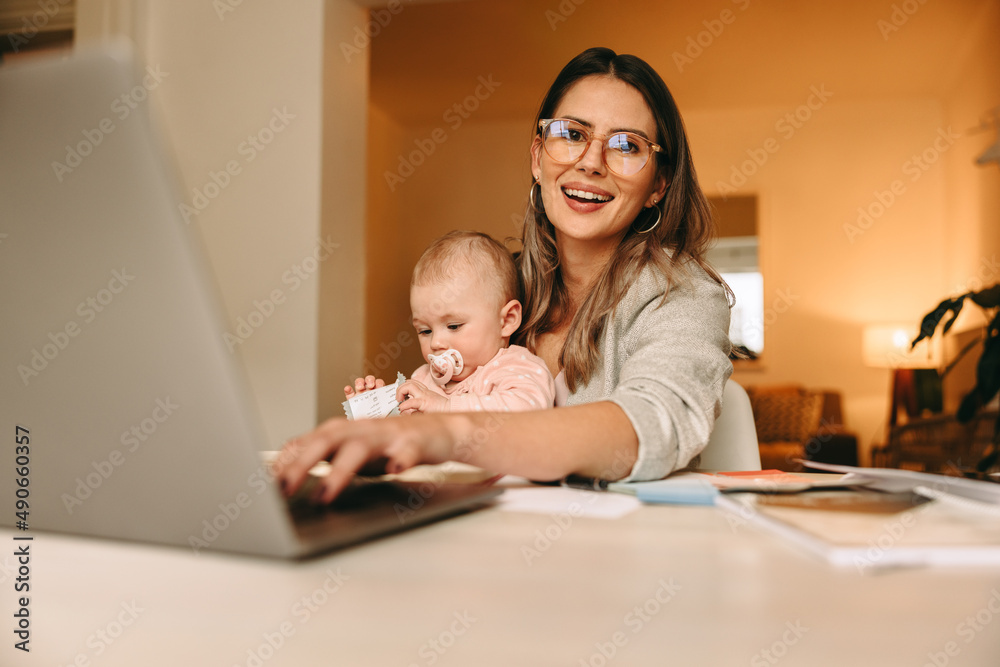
862, 323, 941, 369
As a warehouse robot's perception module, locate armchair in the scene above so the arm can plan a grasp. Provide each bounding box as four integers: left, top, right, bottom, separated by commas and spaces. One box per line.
745, 385, 860, 471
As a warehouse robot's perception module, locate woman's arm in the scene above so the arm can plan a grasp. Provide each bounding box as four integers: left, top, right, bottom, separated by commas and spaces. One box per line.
591, 262, 733, 481
272, 401, 637, 503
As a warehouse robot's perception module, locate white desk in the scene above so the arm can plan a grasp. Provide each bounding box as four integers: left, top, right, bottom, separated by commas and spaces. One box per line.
5, 481, 1000, 666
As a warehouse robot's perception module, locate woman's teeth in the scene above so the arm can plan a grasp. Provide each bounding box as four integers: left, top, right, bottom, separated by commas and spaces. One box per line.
563, 188, 612, 202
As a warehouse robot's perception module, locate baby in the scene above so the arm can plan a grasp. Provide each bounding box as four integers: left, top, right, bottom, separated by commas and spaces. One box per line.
346, 230, 555, 414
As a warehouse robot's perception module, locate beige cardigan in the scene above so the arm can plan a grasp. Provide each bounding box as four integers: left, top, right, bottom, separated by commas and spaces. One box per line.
563, 259, 733, 481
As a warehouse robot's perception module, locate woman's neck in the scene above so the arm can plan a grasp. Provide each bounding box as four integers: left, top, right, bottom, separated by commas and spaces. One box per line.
555, 235, 616, 311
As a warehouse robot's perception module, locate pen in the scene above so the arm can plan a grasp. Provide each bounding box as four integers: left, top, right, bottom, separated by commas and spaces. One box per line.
562, 474, 609, 491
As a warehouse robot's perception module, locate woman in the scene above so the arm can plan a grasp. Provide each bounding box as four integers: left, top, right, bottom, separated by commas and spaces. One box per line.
275, 47, 733, 502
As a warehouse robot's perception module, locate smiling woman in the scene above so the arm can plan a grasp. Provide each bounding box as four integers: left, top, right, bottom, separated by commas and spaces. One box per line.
274, 47, 734, 502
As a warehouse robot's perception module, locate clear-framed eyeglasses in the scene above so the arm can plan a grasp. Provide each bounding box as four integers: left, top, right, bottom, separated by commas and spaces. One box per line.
538, 118, 663, 176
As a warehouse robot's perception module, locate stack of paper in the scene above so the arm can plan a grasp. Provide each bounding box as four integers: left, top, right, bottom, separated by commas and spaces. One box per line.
718, 463, 1000, 571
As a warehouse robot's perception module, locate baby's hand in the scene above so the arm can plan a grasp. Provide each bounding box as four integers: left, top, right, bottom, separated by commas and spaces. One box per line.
396, 379, 448, 414
344, 375, 386, 399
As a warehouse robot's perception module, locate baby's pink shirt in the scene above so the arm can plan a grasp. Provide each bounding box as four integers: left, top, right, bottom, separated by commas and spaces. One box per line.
410, 345, 555, 412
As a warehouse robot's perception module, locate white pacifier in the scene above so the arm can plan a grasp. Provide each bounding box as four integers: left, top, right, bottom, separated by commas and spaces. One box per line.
428, 349, 464, 386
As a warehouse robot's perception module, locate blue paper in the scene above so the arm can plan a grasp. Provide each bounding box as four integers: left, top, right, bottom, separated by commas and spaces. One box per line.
631, 479, 719, 505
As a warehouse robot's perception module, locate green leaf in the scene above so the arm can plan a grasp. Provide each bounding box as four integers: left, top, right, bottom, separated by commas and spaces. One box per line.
971, 284, 1000, 309
957, 390, 982, 422
942, 299, 965, 334
976, 334, 1000, 404
975, 448, 998, 473
912, 297, 963, 346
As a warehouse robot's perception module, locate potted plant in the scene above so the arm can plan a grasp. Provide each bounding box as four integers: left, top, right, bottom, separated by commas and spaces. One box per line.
912, 284, 1000, 471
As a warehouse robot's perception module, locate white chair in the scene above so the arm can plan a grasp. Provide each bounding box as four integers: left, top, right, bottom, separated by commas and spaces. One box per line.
699, 380, 761, 471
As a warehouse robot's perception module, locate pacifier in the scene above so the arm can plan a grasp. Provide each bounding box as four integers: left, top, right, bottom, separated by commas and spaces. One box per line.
427, 349, 464, 386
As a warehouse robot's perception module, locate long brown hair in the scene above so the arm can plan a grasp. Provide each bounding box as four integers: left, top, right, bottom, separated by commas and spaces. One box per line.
515, 47, 726, 391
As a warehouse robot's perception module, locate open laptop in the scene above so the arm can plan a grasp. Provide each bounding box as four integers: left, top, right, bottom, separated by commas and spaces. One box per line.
0, 46, 500, 559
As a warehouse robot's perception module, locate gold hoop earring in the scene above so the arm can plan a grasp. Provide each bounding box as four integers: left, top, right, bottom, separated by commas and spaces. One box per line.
528, 180, 541, 211
633, 203, 661, 234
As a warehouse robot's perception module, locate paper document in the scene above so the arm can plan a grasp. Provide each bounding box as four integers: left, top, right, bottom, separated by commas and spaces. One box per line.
800, 461, 1000, 505
497, 487, 641, 519
342, 372, 406, 420
719, 488, 1000, 571
606, 470, 858, 503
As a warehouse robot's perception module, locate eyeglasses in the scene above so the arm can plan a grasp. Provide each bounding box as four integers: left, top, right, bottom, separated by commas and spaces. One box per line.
538, 118, 663, 176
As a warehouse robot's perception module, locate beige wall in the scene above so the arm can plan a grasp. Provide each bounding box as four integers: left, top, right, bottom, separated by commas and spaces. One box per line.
76, 0, 368, 443
691, 99, 949, 460
943, 0, 1000, 300
363, 104, 414, 378
317, 1, 370, 422
365, 116, 534, 375
938, 0, 1000, 415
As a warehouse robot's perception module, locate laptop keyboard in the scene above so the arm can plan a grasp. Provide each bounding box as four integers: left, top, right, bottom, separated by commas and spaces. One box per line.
286, 475, 414, 519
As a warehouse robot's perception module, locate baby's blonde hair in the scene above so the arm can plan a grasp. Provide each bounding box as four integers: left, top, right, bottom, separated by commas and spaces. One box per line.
412, 230, 518, 308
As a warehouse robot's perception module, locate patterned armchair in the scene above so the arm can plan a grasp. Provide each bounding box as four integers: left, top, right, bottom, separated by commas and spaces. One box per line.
744, 385, 860, 471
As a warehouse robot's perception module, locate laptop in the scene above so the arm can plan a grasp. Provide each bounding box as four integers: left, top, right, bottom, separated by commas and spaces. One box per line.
0, 45, 500, 559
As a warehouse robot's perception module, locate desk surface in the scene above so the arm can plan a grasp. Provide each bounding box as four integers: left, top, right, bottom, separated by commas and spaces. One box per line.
5, 480, 1000, 667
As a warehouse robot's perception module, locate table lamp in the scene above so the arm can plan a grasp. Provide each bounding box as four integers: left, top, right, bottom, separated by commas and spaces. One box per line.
863, 323, 943, 427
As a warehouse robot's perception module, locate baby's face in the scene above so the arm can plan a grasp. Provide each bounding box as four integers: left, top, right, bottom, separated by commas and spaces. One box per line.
410, 273, 508, 383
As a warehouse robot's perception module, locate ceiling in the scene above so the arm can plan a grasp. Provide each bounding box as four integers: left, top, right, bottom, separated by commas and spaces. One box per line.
369, 0, 997, 124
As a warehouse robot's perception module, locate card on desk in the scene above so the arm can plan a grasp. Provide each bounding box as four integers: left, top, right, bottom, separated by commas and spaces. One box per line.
342, 372, 406, 420
606, 470, 859, 505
